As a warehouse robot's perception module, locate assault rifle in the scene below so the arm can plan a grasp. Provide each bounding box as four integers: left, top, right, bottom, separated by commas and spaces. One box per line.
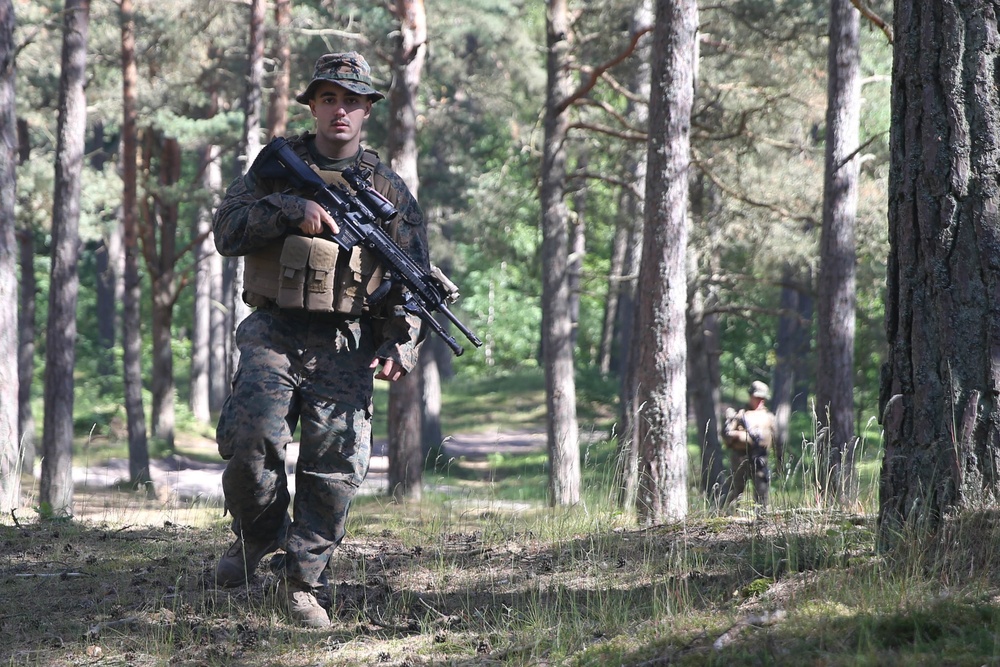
254, 137, 482, 356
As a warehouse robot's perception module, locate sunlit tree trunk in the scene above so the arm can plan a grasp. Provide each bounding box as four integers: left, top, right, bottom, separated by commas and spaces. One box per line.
542, 0, 581, 506
0, 0, 18, 513
421, 330, 446, 463
190, 144, 217, 423
630, 0, 696, 525
41, 0, 91, 515
208, 198, 227, 411
880, 0, 1000, 540
817, 0, 861, 506
266, 0, 290, 141
387, 0, 427, 502
120, 0, 151, 487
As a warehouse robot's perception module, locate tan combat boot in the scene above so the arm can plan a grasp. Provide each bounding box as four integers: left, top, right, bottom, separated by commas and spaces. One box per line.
275, 578, 331, 628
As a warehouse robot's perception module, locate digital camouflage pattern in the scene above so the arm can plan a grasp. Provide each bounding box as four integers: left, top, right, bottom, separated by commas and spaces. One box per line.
213, 133, 427, 590
294, 51, 385, 104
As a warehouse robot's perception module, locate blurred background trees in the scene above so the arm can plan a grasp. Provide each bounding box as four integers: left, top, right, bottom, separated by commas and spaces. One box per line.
5, 0, 894, 514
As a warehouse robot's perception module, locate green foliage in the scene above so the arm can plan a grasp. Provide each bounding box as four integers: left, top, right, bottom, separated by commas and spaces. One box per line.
14, 0, 895, 505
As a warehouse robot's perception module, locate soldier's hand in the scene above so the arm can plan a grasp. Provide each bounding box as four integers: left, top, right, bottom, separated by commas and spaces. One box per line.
371, 357, 407, 382
299, 200, 340, 237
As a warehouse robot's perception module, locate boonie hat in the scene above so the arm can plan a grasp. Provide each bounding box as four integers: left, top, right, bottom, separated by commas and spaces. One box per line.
750, 381, 771, 400
295, 51, 385, 104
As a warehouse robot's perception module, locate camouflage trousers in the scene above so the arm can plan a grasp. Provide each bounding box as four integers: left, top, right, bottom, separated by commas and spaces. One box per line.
722, 443, 770, 508
216, 306, 376, 589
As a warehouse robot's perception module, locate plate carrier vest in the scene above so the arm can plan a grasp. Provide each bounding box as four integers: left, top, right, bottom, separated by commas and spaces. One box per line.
242, 145, 399, 316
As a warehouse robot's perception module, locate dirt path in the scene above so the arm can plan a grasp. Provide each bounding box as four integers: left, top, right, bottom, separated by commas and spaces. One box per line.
62, 428, 549, 503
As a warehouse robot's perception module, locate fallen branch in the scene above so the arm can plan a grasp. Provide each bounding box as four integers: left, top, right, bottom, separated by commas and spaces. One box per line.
713, 609, 787, 651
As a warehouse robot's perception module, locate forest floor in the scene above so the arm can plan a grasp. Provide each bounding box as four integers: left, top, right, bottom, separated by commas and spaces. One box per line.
12, 426, 1000, 665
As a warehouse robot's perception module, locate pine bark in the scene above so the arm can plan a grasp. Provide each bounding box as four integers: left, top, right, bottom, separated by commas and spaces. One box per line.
387, 0, 428, 501
120, 0, 151, 487
816, 0, 862, 505
542, 0, 581, 506
144, 133, 180, 450
16, 115, 34, 469
0, 0, 18, 513
631, 0, 696, 524
880, 0, 1000, 536
190, 145, 217, 423
41, 0, 91, 514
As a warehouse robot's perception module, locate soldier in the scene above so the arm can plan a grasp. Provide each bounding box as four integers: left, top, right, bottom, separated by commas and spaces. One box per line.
211, 51, 429, 627
721, 380, 780, 510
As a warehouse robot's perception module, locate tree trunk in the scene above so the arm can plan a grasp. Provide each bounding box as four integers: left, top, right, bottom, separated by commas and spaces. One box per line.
386, 0, 427, 501
688, 173, 724, 501
0, 0, 18, 513
542, 0, 581, 507
120, 0, 151, 488
16, 117, 35, 471
244, 0, 264, 166
773, 267, 804, 458
793, 278, 814, 414
614, 0, 653, 510
688, 273, 724, 501
95, 238, 114, 376
146, 133, 180, 450
230, 0, 265, 377
208, 196, 228, 411
41, 0, 90, 516
266, 0, 290, 141
204, 87, 227, 412
17, 226, 35, 476
600, 200, 630, 377
569, 150, 587, 350
190, 145, 217, 423
816, 0, 861, 505
631, 0, 696, 525
421, 327, 448, 464
388, 362, 424, 502
880, 0, 1000, 538
12, 115, 38, 475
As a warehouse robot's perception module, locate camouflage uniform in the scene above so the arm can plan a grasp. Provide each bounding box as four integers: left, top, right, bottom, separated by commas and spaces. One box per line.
213, 54, 428, 593
721, 381, 780, 508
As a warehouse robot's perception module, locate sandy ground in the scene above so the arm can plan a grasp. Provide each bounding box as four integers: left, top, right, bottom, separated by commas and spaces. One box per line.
56, 428, 549, 504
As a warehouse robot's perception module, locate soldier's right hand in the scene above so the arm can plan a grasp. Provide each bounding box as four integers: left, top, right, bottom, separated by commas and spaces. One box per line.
299, 200, 340, 237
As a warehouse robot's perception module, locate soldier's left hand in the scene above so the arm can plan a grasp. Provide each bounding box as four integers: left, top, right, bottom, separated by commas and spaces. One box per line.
371, 357, 407, 382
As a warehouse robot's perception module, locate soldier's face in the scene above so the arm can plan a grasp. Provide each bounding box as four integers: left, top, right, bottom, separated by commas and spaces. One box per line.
309, 81, 372, 159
